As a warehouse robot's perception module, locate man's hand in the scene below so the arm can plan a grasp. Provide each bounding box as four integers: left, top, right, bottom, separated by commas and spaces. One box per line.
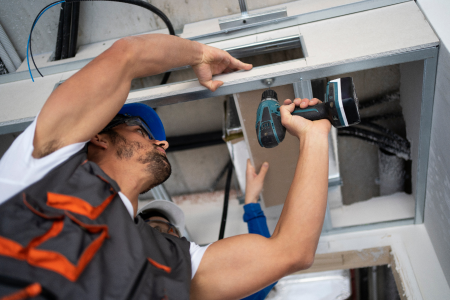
245, 159, 269, 204
192, 44, 252, 92
280, 98, 331, 139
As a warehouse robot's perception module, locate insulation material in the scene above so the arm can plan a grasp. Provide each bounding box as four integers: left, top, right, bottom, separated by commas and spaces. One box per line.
378, 149, 405, 195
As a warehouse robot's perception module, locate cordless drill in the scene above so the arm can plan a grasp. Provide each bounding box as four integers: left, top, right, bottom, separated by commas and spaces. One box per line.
256, 77, 360, 148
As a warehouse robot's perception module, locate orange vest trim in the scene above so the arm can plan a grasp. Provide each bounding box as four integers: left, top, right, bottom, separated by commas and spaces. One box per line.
46, 192, 116, 220
148, 258, 172, 274
0, 213, 109, 282
1, 283, 42, 300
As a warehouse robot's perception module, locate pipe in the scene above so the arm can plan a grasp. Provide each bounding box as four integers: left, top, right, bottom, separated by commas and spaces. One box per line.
61, 2, 72, 60
0, 23, 22, 69
218, 160, 233, 240
68, 2, 80, 58
0, 42, 15, 73
166, 131, 224, 153
54, 3, 65, 60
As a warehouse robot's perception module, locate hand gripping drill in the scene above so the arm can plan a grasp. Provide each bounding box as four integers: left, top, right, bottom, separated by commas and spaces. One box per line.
256, 77, 360, 148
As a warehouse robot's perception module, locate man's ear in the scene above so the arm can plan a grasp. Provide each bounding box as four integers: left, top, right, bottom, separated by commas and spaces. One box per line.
90, 134, 109, 149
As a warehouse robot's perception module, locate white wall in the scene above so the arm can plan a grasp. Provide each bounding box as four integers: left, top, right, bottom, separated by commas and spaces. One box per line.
417, 0, 450, 286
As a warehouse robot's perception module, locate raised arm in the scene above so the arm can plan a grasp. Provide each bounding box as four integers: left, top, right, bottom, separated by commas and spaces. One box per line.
190, 98, 331, 299
32, 34, 251, 158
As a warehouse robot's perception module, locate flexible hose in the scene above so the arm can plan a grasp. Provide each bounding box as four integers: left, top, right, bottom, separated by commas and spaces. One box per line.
219, 160, 233, 240
0, 23, 22, 69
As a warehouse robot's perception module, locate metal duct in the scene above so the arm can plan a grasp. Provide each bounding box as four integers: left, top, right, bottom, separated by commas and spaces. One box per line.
0, 42, 15, 73
0, 23, 21, 69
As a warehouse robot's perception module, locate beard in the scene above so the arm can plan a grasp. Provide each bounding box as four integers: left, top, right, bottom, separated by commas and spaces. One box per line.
107, 130, 172, 193
138, 147, 172, 193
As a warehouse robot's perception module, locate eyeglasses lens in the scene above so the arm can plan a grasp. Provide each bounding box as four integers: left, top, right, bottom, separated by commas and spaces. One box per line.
125, 118, 155, 140
146, 220, 178, 237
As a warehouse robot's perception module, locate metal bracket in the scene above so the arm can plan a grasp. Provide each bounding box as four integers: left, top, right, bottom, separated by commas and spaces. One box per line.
293, 79, 313, 99
219, 3, 287, 31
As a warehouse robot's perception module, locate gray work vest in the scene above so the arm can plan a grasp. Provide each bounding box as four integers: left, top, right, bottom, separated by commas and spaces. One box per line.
0, 147, 191, 299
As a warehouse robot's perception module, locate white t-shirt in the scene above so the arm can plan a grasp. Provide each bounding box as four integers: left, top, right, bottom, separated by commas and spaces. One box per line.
0, 117, 208, 279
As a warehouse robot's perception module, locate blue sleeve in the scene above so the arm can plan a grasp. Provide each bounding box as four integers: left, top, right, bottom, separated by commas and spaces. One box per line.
243, 203, 271, 238
242, 203, 277, 300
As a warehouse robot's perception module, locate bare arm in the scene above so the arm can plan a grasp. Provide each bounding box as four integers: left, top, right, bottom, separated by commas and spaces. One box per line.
33, 34, 251, 158
190, 98, 331, 299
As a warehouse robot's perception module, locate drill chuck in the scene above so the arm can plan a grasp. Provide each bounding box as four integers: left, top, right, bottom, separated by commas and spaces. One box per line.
261, 89, 278, 101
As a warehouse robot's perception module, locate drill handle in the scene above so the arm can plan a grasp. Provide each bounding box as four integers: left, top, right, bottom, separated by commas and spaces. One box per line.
292, 102, 329, 121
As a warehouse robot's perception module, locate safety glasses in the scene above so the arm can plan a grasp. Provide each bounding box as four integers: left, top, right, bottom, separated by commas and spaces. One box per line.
103, 115, 155, 140
145, 219, 180, 237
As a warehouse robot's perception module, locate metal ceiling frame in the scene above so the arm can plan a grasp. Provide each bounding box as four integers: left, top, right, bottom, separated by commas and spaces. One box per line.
0, 0, 411, 85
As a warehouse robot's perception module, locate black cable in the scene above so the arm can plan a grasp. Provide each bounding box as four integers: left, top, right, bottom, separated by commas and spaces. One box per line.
61, 2, 72, 59
339, 127, 410, 154
358, 121, 410, 150
219, 160, 233, 240
68, 2, 80, 58
29, 1, 64, 77
30, 0, 175, 82
358, 92, 400, 110
339, 132, 409, 159
210, 159, 232, 192
360, 113, 403, 123
54, 3, 65, 60
160, 71, 172, 85
66, 0, 175, 35
338, 127, 410, 159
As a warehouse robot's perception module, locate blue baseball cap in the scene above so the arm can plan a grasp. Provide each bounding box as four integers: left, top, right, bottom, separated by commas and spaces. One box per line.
118, 103, 166, 141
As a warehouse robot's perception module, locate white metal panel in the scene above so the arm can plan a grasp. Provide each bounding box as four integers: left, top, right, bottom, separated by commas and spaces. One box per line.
300, 2, 438, 66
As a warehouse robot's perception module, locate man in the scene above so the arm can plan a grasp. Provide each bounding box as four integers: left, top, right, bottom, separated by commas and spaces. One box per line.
0, 34, 330, 299
138, 160, 276, 300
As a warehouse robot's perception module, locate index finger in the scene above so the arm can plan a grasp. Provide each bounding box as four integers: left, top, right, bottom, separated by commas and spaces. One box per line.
227, 56, 253, 71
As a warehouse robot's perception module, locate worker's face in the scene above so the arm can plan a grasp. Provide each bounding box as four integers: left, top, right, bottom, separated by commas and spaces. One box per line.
146, 216, 180, 238
108, 124, 171, 192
